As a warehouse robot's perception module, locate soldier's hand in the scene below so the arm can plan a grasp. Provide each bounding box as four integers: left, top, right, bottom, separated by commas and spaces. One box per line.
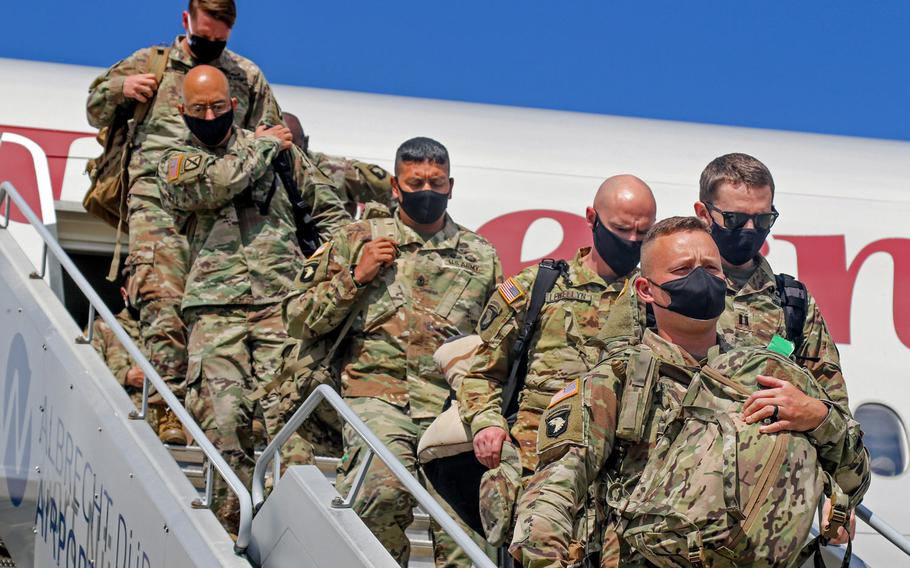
255, 124, 293, 151
353, 238, 398, 284
123, 73, 159, 103
742, 375, 830, 433
473, 426, 508, 469
822, 500, 856, 545
125, 366, 145, 389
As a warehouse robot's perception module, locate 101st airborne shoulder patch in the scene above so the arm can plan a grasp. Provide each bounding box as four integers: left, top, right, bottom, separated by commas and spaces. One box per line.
300, 263, 317, 283
479, 303, 501, 331
545, 406, 571, 438
497, 277, 525, 305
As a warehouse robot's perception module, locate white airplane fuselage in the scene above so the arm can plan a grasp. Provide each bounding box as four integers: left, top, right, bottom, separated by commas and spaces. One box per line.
0, 56, 908, 565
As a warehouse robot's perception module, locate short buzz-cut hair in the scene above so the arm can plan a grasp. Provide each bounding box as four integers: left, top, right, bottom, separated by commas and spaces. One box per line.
394, 137, 450, 176
189, 0, 237, 27
699, 153, 775, 203
640, 216, 710, 276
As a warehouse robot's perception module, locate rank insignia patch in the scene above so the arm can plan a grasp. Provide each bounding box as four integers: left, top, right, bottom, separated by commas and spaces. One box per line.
497, 277, 525, 305
479, 303, 501, 331
545, 407, 571, 438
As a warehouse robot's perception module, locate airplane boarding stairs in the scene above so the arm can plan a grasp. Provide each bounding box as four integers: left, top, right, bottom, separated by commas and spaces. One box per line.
0, 179, 494, 568
1, 178, 910, 568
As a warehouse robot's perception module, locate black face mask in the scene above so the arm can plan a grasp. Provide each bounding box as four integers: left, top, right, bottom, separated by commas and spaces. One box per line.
592, 216, 642, 276
183, 108, 234, 147
187, 22, 227, 63
398, 188, 449, 225
709, 220, 769, 266
650, 266, 726, 321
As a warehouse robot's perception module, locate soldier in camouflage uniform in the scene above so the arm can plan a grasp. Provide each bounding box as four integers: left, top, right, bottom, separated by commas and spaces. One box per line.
284, 112, 394, 217
156, 65, 351, 530
86, 0, 283, 444
90, 285, 167, 432
693, 152, 848, 408
693, 153, 856, 544
457, 175, 656, 546
510, 218, 871, 567
284, 137, 502, 567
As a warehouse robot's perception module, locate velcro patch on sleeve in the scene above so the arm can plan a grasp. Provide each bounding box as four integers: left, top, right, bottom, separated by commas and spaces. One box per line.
166, 155, 185, 182
497, 277, 525, 305
548, 379, 579, 409
308, 241, 330, 260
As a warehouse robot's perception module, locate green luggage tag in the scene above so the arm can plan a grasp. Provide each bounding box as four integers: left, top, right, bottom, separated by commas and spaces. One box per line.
767, 334, 795, 357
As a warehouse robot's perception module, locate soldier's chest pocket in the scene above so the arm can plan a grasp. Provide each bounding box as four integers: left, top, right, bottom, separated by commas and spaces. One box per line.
743, 300, 785, 344
563, 300, 602, 357
644, 379, 687, 443
361, 276, 407, 332
431, 266, 489, 325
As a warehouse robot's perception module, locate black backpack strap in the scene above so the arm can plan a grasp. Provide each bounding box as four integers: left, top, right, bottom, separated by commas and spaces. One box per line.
775, 273, 809, 351
500, 258, 569, 419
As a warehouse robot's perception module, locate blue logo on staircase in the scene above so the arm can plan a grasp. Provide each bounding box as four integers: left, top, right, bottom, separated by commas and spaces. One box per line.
4, 333, 33, 507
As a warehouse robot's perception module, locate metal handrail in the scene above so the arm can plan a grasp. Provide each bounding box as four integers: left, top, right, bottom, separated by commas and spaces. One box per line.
856, 503, 910, 556
0, 181, 254, 553
253, 384, 497, 568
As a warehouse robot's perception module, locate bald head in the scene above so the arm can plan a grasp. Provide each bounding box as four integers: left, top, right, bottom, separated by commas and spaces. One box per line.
283, 112, 309, 152
182, 64, 230, 104
593, 175, 657, 220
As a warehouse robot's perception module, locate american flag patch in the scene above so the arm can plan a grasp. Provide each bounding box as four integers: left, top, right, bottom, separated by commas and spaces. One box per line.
166, 155, 184, 182
548, 380, 579, 408
497, 277, 525, 305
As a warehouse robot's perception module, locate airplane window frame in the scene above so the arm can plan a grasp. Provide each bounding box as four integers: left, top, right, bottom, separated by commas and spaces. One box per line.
854, 402, 909, 478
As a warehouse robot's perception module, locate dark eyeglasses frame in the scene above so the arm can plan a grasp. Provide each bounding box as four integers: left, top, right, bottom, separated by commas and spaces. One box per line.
704, 202, 779, 231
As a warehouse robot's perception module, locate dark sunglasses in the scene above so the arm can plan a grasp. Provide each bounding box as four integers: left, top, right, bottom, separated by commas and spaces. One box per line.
704, 202, 779, 231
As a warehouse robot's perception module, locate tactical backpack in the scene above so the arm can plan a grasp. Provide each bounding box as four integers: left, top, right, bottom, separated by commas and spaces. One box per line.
83, 46, 170, 278
607, 346, 850, 568
420, 258, 568, 536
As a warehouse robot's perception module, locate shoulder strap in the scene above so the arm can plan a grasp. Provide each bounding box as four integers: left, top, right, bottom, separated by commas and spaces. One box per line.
775, 273, 808, 349
501, 258, 569, 418
133, 46, 170, 126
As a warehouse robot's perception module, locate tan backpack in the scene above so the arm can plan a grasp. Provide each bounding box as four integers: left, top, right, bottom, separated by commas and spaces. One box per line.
83, 46, 170, 277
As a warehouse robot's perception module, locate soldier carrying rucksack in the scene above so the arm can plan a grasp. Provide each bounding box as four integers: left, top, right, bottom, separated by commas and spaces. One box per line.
510, 217, 870, 568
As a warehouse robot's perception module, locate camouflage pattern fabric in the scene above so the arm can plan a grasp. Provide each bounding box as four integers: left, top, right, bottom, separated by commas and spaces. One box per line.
284, 212, 502, 419
183, 303, 314, 530
510, 330, 871, 568
458, 247, 633, 472
718, 255, 848, 408
309, 151, 394, 216
124, 194, 190, 396
284, 211, 502, 565
90, 308, 160, 428
157, 128, 351, 311
337, 397, 492, 567
87, 36, 283, 397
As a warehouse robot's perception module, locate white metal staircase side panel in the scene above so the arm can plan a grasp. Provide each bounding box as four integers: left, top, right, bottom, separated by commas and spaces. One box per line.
0, 228, 250, 568
249, 466, 397, 568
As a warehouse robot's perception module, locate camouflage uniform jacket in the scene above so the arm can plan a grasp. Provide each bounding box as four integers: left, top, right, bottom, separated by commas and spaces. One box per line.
157, 128, 351, 310
309, 151, 394, 214
91, 309, 142, 389
283, 211, 503, 419
511, 330, 870, 567
458, 247, 633, 471
86, 36, 282, 198
718, 255, 848, 408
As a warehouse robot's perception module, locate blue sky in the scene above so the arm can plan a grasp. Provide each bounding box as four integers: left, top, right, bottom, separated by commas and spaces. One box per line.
4, 1, 908, 140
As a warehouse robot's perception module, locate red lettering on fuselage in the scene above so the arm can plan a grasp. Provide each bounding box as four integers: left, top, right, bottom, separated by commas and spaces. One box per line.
775, 235, 910, 348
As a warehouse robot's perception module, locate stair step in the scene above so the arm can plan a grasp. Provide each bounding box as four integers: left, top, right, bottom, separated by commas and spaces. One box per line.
166, 446, 437, 566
